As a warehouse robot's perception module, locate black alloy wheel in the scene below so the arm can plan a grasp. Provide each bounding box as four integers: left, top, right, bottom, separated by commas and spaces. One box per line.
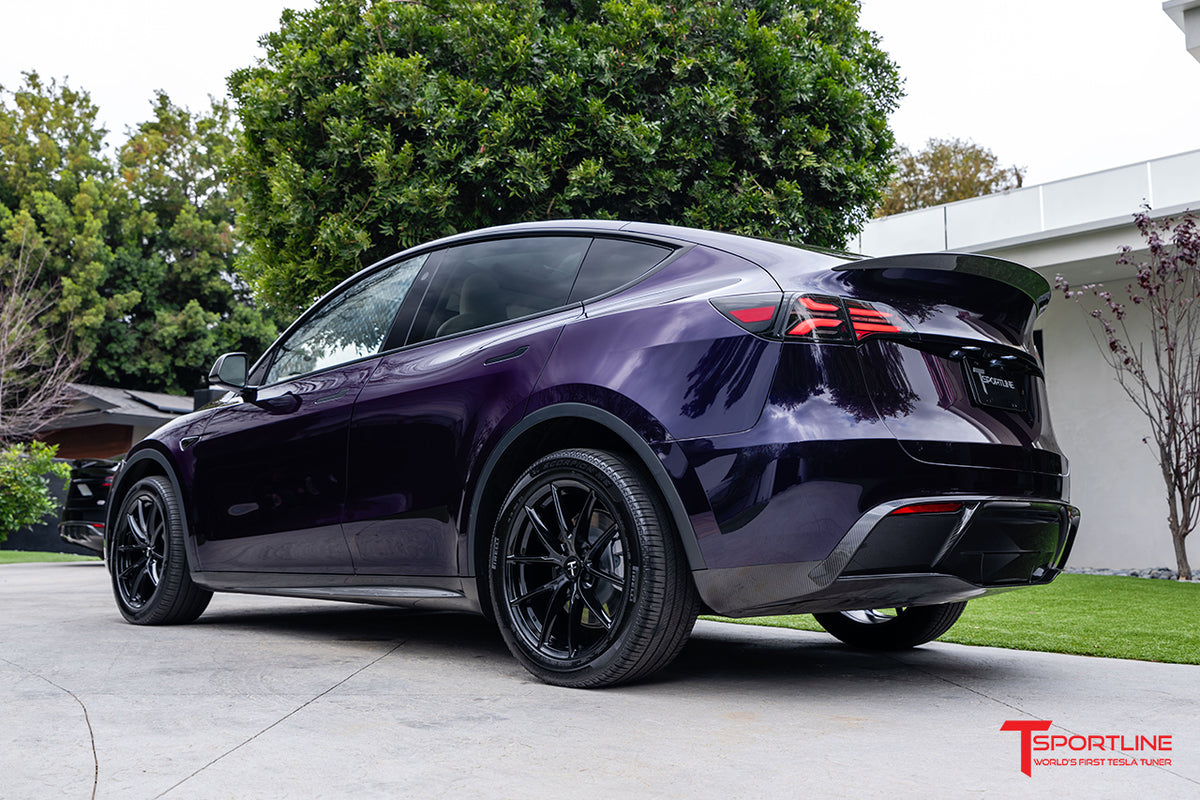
812, 602, 967, 650
110, 475, 211, 625
490, 449, 699, 688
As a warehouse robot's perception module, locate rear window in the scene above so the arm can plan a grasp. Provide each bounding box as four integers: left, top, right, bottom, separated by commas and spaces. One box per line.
568, 238, 672, 303
409, 237, 590, 343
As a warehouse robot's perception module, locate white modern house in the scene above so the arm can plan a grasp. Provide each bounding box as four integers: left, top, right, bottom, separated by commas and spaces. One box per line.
854, 150, 1200, 570
1165, 0, 1200, 62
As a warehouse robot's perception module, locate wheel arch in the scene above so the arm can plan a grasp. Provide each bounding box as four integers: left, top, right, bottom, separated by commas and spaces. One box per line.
105, 445, 197, 569
466, 403, 707, 612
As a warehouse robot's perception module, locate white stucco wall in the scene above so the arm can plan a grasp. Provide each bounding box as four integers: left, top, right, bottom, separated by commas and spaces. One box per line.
1038, 287, 1179, 569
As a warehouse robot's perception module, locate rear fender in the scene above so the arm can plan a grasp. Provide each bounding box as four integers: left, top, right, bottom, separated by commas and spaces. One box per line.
466, 402, 712, 578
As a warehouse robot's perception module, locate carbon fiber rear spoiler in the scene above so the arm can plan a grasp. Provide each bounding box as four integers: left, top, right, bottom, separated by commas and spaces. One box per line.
833, 253, 1052, 311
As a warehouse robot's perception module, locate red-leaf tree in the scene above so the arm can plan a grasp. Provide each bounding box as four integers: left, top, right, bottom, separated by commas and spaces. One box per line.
1056, 209, 1199, 580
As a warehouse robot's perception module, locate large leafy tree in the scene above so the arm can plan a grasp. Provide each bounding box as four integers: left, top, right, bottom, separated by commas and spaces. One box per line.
230, 0, 902, 309
91, 93, 278, 393
0, 75, 277, 395
0, 73, 135, 352
876, 137, 1024, 217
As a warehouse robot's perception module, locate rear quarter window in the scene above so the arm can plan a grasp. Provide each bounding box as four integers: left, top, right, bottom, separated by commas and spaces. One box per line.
568, 238, 673, 303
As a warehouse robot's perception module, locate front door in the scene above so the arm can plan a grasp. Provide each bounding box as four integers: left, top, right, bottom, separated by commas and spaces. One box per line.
190, 364, 371, 573
188, 252, 429, 573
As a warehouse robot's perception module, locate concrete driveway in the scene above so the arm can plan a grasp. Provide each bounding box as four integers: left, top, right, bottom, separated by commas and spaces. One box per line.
2, 561, 1196, 799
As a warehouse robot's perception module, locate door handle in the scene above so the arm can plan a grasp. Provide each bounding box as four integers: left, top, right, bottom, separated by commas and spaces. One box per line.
313, 388, 350, 405
484, 345, 529, 366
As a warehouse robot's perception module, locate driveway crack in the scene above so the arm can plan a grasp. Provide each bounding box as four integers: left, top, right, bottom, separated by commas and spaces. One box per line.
3, 657, 99, 800
152, 639, 407, 799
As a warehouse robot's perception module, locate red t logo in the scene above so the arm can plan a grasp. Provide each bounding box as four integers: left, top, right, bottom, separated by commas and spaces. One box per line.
1001, 720, 1053, 776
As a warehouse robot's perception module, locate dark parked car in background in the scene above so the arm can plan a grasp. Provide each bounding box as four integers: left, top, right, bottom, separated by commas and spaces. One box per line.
59, 458, 119, 555
104, 220, 1079, 687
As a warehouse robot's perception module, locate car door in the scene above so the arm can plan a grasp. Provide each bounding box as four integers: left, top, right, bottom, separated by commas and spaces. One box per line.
189, 253, 429, 573
343, 236, 592, 576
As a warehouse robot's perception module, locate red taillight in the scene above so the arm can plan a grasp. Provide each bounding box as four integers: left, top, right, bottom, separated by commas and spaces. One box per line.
799, 297, 840, 313
711, 294, 784, 334
782, 294, 913, 343
730, 305, 778, 324
788, 317, 844, 337
783, 294, 847, 342
891, 502, 965, 515
845, 300, 908, 339
714, 293, 914, 343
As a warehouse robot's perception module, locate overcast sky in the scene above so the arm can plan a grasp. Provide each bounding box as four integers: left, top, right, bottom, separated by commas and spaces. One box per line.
2, 0, 1197, 186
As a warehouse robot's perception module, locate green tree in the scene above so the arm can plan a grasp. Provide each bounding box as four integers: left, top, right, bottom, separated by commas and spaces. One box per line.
230, 0, 902, 309
88, 93, 278, 393
1, 76, 278, 394
0, 441, 70, 544
0, 73, 136, 351
876, 137, 1024, 217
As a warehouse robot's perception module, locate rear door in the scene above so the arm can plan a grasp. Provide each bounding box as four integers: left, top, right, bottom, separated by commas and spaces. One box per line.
343, 236, 591, 575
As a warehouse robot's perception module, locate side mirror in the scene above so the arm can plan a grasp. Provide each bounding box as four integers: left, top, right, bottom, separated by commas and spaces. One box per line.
208, 352, 252, 396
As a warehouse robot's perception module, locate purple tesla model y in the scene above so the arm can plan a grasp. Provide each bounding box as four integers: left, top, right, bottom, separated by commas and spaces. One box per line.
105, 220, 1079, 687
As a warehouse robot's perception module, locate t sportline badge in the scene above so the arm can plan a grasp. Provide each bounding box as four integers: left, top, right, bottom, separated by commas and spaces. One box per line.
978, 372, 1016, 390
964, 360, 1028, 413
1001, 720, 1174, 776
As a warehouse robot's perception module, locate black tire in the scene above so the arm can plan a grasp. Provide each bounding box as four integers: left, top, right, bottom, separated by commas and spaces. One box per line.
488, 448, 699, 688
109, 475, 212, 625
813, 602, 967, 650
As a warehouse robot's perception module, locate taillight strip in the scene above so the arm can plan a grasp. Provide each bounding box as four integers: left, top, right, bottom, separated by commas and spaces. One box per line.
799, 297, 840, 313
730, 306, 778, 324
788, 318, 844, 337
850, 321, 903, 338
892, 502, 965, 515
848, 307, 891, 319
713, 293, 914, 343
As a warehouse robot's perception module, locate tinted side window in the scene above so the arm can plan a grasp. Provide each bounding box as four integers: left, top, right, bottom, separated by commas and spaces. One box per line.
263, 254, 427, 384
567, 238, 672, 303
410, 237, 590, 343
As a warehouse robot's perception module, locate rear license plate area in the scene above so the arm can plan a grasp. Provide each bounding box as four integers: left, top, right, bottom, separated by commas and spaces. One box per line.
963, 359, 1028, 413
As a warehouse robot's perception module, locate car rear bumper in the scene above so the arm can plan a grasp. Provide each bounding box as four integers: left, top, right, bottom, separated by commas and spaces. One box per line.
59, 522, 105, 555
693, 496, 1080, 617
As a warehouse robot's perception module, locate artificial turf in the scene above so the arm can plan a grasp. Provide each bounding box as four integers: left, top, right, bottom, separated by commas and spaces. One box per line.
710, 573, 1200, 665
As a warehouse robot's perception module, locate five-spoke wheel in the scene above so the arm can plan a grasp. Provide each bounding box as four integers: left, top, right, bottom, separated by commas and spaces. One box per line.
109, 475, 211, 624
490, 449, 698, 687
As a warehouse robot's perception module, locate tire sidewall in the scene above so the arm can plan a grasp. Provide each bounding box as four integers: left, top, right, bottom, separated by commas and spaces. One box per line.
110, 475, 189, 624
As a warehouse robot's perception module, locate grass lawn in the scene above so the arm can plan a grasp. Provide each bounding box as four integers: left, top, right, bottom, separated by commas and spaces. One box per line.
0, 551, 101, 564
710, 574, 1200, 665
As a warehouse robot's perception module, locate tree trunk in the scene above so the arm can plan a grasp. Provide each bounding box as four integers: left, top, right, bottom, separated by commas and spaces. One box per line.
1172, 529, 1192, 581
